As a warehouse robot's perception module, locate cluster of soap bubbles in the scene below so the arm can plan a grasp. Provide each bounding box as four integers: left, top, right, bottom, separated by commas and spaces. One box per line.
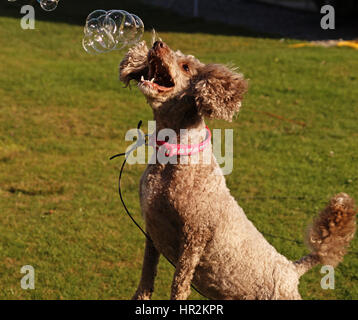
8, 0, 59, 12
82, 10, 144, 54
37, 0, 59, 12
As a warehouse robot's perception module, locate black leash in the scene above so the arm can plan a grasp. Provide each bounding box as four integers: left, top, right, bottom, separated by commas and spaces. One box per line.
110, 120, 150, 241
110, 120, 209, 299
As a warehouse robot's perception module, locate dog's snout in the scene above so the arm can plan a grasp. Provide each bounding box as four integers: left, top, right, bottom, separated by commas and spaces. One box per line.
153, 41, 168, 53
153, 41, 164, 49
151, 41, 169, 58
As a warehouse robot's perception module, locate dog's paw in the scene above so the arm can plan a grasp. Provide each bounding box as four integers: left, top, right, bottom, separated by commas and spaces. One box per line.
132, 289, 152, 300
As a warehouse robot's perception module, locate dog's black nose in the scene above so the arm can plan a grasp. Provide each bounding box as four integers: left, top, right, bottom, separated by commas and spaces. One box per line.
153, 41, 165, 49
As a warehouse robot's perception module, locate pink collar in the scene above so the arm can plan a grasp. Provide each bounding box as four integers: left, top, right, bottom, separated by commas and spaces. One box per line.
150, 126, 211, 157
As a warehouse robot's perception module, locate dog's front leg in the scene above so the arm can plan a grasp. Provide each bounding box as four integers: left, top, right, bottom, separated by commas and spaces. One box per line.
170, 236, 207, 300
132, 238, 160, 300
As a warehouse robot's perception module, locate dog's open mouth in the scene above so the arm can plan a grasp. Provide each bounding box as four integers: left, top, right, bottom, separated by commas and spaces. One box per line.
136, 55, 175, 93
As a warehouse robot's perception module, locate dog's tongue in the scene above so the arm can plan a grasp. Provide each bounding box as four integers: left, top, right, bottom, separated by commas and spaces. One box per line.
149, 81, 173, 92
141, 77, 173, 92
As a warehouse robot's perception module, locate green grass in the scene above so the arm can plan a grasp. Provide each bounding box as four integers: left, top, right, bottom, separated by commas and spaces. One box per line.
0, 3, 357, 300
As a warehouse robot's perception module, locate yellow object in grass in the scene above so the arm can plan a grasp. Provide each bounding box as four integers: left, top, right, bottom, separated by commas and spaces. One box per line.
290, 40, 358, 50
289, 43, 315, 48
336, 41, 358, 49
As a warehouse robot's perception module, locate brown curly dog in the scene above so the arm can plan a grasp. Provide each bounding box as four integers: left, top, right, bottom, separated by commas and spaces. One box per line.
119, 39, 356, 300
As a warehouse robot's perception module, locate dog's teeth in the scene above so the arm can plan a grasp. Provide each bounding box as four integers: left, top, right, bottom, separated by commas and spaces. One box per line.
150, 78, 155, 82
141, 75, 144, 82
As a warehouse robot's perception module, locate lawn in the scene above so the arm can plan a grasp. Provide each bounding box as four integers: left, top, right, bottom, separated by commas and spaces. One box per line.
0, 1, 357, 300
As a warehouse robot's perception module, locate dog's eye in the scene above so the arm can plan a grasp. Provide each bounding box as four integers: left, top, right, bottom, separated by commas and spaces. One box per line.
182, 64, 190, 72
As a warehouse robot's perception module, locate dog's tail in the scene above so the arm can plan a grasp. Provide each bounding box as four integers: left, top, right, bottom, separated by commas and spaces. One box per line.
294, 193, 356, 277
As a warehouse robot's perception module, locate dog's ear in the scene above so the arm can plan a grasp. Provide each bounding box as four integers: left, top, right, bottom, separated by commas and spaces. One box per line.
192, 64, 248, 121
119, 40, 149, 86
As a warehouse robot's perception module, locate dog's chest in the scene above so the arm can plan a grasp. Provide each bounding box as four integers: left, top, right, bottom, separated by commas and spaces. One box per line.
140, 163, 212, 216
139, 164, 186, 261
139, 161, 221, 262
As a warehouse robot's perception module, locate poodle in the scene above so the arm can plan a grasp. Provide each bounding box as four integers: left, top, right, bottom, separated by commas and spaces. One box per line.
119, 39, 357, 300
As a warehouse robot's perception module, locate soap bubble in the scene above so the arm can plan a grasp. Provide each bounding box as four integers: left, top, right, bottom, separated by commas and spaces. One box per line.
83, 9, 144, 54
85, 10, 107, 22
104, 10, 126, 49
37, 0, 59, 12
83, 16, 117, 53
82, 35, 98, 55
116, 10, 137, 45
130, 14, 145, 45
9, 0, 59, 11
9, 0, 60, 11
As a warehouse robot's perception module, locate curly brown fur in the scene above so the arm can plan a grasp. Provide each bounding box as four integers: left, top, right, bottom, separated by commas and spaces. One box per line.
119, 39, 356, 300
306, 193, 356, 267
120, 41, 149, 87
192, 64, 247, 121
295, 193, 356, 276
